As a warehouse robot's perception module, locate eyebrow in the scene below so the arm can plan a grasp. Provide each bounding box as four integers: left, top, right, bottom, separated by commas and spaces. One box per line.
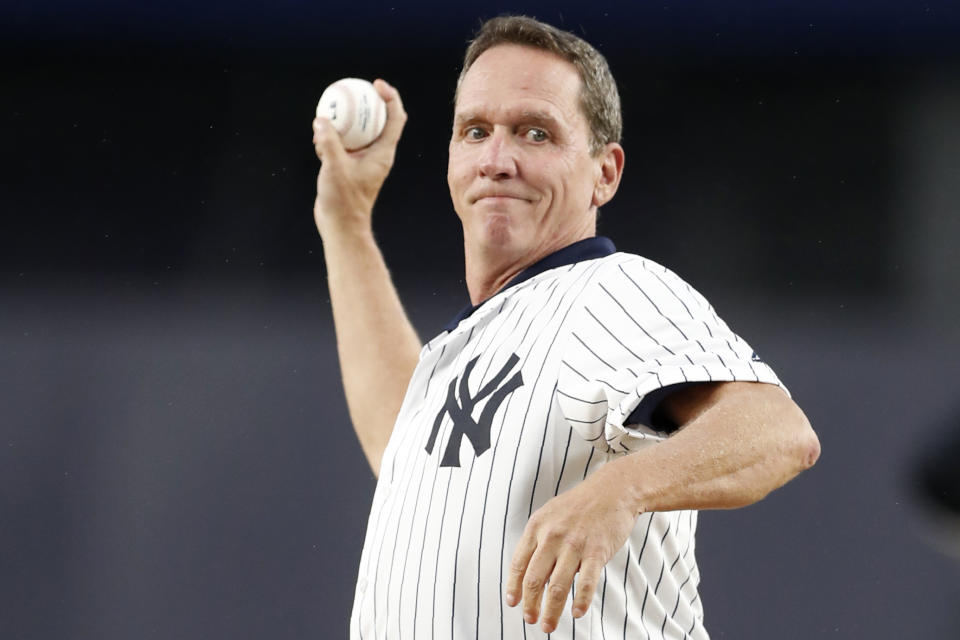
453, 109, 563, 130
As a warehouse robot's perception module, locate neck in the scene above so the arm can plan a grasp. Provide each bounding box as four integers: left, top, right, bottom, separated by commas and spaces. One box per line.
464, 252, 527, 305
463, 227, 595, 305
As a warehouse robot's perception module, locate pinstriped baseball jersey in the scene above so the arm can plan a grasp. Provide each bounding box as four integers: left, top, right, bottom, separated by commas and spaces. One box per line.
349, 237, 784, 640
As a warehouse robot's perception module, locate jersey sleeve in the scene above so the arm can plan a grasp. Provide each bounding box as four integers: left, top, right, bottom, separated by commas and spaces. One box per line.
556, 256, 784, 454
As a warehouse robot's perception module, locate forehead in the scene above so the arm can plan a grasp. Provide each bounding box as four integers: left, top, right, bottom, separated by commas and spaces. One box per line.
455, 44, 585, 126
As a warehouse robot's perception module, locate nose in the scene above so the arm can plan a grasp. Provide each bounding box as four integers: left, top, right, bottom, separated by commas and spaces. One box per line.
478, 128, 517, 180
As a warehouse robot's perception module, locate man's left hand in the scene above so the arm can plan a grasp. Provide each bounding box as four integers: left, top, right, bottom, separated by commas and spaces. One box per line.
505, 464, 638, 634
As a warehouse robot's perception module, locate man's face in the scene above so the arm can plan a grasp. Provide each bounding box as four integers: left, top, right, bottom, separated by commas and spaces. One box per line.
448, 44, 611, 265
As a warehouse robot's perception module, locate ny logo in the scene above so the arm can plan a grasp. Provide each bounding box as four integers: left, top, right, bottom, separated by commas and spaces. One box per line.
425, 353, 524, 467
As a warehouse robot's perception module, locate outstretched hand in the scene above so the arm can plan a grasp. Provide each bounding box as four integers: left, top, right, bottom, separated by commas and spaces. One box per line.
505, 465, 639, 634
312, 79, 407, 238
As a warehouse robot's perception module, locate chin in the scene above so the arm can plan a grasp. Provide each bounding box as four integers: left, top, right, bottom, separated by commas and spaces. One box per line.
482, 214, 515, 247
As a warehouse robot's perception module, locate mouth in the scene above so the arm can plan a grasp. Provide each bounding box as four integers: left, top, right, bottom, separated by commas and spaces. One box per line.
471, 193, 530, 205
478, 195, 521, 203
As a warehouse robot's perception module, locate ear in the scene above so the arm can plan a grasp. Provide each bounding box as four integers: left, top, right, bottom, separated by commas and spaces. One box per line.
591, 142, 625, 208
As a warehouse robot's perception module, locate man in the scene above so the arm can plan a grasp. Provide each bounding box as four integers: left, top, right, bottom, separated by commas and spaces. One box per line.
312, 16, 820, 639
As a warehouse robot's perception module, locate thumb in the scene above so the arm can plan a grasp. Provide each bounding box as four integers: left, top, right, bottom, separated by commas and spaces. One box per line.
313, 116, 349, 166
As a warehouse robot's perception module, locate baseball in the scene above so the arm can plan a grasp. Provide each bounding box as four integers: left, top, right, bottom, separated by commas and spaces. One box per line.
316, 78, 387, 151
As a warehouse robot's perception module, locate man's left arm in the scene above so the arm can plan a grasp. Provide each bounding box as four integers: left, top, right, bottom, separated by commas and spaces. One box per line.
505, 381, 820, 634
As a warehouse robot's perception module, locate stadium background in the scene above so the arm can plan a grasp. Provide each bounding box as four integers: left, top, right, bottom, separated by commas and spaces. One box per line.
2, 1, 958, 637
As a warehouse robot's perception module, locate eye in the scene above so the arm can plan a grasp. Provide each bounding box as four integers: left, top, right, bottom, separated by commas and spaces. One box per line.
465, 126, 487, 140
524, 128, 548, 143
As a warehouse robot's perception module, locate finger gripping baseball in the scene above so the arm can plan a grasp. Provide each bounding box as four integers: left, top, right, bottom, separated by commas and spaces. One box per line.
316, 78, 387, 150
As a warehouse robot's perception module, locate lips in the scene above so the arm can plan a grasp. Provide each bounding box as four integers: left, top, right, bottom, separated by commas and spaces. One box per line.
470, 192, 531, 204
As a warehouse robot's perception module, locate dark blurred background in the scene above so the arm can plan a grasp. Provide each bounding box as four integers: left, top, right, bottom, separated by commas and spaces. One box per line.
2, 1, 959, 638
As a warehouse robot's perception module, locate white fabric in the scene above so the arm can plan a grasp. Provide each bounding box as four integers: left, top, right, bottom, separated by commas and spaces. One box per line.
350, 252, 783, 640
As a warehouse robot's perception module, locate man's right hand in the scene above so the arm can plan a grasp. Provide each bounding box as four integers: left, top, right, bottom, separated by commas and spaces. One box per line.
310, 79, 420, 476
312, 79, 407, 238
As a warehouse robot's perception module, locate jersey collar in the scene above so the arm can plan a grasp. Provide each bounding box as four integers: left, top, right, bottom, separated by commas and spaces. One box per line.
442, 236, 617, 332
